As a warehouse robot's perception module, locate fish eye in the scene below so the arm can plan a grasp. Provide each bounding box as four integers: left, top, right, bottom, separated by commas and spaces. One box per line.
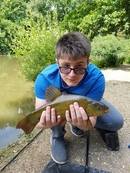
97, 106, 101, 110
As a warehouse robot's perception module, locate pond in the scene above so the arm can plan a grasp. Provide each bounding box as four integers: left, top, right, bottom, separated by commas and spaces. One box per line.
0, 56, 35, 148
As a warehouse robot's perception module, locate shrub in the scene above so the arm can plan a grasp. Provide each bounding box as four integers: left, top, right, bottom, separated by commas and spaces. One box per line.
10, 19, 62, 81
0, 0, 28, 54
123, 39, 130, 63
91, 34, 128, 68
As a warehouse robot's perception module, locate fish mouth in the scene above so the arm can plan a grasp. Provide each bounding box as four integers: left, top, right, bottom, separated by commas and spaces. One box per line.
105, 108, 109, 113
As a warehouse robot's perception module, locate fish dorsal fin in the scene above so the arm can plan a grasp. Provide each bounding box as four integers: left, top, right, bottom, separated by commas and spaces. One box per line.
45, 85, 62, 102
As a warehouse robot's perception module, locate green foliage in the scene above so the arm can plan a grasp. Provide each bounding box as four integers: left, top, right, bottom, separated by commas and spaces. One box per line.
77, 0, 130, 39
60, 0, 130, 39
27, 0, 83, 23
10, 18, 62, 81
91, 35, 129, 68
0, 0, 28, 54
1, 0, 130, 55
60, 0, 96, 32
124, 48, 130, 64
26, 0, 53, 19
0, 0, 27, 23
1, 0, 130, 81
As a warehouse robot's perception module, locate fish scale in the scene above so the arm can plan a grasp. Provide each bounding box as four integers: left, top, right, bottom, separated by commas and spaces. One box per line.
16, 85, 109, 134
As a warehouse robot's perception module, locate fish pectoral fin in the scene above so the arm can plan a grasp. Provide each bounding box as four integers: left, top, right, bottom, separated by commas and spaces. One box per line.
87, 118, 93, 131
45, 85, 62, 102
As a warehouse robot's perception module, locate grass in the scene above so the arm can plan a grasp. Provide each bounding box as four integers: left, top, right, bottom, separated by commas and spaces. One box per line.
0, 129, 39, 171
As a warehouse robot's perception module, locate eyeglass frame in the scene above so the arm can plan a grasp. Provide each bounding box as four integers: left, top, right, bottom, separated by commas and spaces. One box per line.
58, 66, 86, 75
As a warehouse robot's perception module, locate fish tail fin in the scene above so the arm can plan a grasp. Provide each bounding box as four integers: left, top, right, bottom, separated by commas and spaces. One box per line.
87, 118, 93, 131
16, 117, 36, 134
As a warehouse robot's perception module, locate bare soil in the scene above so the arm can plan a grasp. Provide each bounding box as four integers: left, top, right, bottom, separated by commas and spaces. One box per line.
0, 65, 130, 173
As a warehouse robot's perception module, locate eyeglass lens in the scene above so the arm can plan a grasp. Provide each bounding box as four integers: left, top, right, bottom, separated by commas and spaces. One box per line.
59, 67, 86, 75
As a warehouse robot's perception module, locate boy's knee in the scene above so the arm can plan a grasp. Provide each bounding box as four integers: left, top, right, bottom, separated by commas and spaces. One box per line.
110, 116, 124, 131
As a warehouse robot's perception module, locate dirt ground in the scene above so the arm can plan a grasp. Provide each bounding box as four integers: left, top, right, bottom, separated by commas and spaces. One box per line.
0, 65, 130, 173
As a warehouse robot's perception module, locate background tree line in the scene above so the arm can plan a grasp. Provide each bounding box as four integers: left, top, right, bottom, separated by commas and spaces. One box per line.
0, 0, 130, 81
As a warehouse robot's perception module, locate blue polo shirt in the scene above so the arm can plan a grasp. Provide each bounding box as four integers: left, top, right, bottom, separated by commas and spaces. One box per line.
34, 63, 105, 101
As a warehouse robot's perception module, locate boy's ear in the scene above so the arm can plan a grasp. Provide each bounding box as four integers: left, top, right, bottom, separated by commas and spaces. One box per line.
87, 58, 90, 64
55, 59, 58, 64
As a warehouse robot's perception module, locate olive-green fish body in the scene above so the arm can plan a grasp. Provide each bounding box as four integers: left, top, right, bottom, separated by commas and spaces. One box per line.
26, 95, 91, 124
16, 86, 109, 134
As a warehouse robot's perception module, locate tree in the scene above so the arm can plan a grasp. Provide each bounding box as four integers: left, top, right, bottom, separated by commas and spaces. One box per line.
11, 17, 62, 81
60, 0, 130, 39
0, 0, 28, 54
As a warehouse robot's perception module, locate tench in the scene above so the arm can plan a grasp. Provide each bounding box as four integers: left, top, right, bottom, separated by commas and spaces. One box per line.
16, 85, 109, 134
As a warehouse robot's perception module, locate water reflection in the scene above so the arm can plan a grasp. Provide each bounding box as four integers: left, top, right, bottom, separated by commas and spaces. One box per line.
0, 97, 35, 129
0, 56, 35, 148
0, 126, 23, 148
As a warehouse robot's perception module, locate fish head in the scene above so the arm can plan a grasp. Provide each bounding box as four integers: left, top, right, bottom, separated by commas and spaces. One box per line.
86, 101, 109, 117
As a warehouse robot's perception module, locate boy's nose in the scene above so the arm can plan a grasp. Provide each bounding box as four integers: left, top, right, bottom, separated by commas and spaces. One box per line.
69, 69, 76, 76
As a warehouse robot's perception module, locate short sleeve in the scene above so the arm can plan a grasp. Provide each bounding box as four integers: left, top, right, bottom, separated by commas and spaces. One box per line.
85, 73, 105, 101
34, 73, 50, 100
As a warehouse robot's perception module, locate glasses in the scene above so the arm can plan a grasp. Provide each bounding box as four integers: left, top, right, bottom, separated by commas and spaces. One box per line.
59, 66, 86, 75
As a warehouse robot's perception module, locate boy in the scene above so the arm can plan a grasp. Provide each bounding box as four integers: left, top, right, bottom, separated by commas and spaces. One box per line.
34, 32, 124, 164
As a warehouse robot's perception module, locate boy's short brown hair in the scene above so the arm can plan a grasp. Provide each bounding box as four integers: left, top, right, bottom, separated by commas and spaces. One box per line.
56, 32, 91, 60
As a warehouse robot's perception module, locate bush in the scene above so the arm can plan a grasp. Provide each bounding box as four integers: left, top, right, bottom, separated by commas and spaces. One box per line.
123, 39, 130, 63
10, 19, 62, 81
0, 0, 28, 54
91, 34, 128, 68
90, 58, 106, 69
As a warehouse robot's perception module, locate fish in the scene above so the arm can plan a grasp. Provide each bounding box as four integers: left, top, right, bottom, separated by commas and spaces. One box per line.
16, 85, 109, 134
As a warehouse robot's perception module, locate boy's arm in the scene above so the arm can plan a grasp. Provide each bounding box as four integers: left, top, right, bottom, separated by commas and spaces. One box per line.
35, 97, 47, 109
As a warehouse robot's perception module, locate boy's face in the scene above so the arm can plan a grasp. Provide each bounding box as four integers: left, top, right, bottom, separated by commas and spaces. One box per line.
56, 55, 89, 86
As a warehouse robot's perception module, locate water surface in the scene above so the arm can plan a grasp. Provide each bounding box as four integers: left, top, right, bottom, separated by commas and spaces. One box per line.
0, 56, 35, 148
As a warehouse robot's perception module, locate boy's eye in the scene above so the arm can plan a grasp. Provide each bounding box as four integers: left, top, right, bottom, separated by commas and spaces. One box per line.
64, 65, 70, 67
62, 64, 84, 68
76, 64, 83, 68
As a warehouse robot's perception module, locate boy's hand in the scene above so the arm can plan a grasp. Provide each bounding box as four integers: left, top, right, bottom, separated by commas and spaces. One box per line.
36, 106, 61, 129
66, 102, 97, 130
